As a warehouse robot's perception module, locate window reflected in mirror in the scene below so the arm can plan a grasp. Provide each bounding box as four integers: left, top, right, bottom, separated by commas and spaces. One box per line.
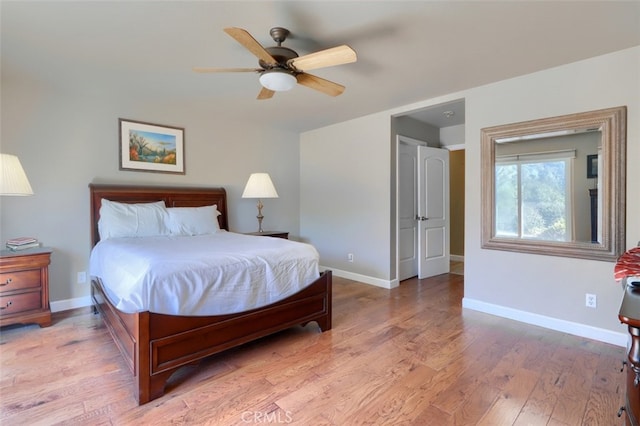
495, 130, 599, 243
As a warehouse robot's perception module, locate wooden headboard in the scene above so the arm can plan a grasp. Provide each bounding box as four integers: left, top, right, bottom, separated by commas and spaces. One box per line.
89, 183, 228, 247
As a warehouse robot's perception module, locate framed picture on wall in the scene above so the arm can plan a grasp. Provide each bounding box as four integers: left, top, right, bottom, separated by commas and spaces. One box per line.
587, 154, 598, 178
119, 118, 185, 174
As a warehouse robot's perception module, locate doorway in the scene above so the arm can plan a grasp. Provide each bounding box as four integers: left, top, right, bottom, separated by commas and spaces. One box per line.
394, 99, 465, 282
397, 136, 450, 281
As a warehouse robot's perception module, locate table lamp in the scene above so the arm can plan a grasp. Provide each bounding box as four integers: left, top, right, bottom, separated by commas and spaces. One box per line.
0, 153, 34, 196
242, 173, 278, 233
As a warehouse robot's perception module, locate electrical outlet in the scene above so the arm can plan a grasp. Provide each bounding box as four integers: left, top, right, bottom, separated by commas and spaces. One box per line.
586, 293, 597, 308
347, 253, 354, 263
77, 271, 87, 284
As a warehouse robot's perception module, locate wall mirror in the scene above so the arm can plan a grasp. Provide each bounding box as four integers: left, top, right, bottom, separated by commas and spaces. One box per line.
481, 106, 626, 261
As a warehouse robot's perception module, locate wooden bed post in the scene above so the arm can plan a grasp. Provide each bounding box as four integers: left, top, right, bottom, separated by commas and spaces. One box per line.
317, 270, 332, 331
135, 312, 151, 404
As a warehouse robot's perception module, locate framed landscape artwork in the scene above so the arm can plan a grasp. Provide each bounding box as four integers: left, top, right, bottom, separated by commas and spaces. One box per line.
119, 118, 185, 174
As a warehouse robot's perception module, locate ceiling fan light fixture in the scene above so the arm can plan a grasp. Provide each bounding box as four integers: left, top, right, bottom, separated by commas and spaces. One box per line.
259, 70, 296, 92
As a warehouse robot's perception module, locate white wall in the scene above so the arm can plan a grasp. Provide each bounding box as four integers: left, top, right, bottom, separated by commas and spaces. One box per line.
300, 112, 393, 288
440, 124, 465, 147
393, 116, 440, 146
1, 74, 302, 310
301, 46, 639, 344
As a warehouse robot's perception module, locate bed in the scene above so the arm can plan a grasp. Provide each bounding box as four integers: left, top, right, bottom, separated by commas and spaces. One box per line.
88, 183, 332, 404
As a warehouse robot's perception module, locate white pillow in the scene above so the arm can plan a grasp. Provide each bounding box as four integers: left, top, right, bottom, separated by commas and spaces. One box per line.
167, 205, 221, 236
98, 199, 169, 239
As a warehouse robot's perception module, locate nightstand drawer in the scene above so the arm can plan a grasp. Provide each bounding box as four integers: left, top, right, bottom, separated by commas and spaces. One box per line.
0, 291, 42, 316
0, 270, 42, 292
0, 248, 52, 327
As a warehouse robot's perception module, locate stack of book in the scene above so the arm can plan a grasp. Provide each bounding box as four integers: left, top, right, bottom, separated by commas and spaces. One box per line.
6, 237, 41, 251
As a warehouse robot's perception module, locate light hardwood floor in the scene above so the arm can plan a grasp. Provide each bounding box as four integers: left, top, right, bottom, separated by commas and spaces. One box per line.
0, 274, 626, 425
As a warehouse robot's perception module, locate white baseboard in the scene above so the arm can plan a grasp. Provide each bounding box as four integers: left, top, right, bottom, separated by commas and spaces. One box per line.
50, 296, 92, 313
462, 297, 627, 347
450, 254, 464, 262
320, 266, 398, 289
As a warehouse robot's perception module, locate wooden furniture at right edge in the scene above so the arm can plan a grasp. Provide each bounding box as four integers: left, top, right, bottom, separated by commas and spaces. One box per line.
619, 286, 640, 425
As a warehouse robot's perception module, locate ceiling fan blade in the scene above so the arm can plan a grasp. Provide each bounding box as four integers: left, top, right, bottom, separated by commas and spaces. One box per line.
296, 73, 345, 97
288, 45, 357, 72
224, 27, 277, 66
192, 67, 260, 73
257, 87, 275, 100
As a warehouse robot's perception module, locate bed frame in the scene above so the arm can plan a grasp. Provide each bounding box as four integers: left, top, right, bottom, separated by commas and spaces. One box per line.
88, 183, 332, 404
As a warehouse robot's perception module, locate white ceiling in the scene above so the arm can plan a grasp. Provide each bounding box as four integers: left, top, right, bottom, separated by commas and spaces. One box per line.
2, 1, 639, 132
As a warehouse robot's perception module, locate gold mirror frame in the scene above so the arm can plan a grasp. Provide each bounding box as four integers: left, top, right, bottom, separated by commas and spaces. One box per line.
481, 106, 626, 261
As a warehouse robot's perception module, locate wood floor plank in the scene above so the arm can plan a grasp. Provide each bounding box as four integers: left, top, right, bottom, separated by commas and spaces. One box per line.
513, 354, 565, 424
412, 404, 454, 425
451, 381, 501, 426
341, 363, 440, 424
476, 367, 540, 426
0, 274, 627, 425
549, 348, 601, 424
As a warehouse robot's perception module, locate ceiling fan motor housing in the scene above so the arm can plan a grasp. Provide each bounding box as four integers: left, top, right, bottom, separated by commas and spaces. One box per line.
259, 46, 298, 70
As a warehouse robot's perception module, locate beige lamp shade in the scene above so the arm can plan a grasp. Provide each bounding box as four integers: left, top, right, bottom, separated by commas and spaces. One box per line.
242, 173, 279, 199
0, 153, 34, 196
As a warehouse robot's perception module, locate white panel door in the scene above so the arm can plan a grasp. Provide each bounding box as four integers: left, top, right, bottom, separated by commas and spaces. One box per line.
398, 140, 418, 281
418, 146, 450, 279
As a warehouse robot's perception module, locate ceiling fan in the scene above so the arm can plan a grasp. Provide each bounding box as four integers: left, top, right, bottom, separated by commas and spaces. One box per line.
193, 27, 357, 100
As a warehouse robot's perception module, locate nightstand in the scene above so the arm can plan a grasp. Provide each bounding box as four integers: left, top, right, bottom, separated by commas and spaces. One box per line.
244, 231, 289, 239
0, 247, 52, 328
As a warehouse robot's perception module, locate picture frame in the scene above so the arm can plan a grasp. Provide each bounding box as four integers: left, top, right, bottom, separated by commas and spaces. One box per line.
119, 118, 185, 174
587, 154, 598, 178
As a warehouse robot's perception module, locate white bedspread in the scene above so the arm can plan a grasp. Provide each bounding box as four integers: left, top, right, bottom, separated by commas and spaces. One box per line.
89, 231, 320, 316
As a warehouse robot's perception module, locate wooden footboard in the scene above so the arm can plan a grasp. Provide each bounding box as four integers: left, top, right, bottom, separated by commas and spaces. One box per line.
91, 270, 332, 404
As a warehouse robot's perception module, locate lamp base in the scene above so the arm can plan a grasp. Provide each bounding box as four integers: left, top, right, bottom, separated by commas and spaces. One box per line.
256, 199, 264, 233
